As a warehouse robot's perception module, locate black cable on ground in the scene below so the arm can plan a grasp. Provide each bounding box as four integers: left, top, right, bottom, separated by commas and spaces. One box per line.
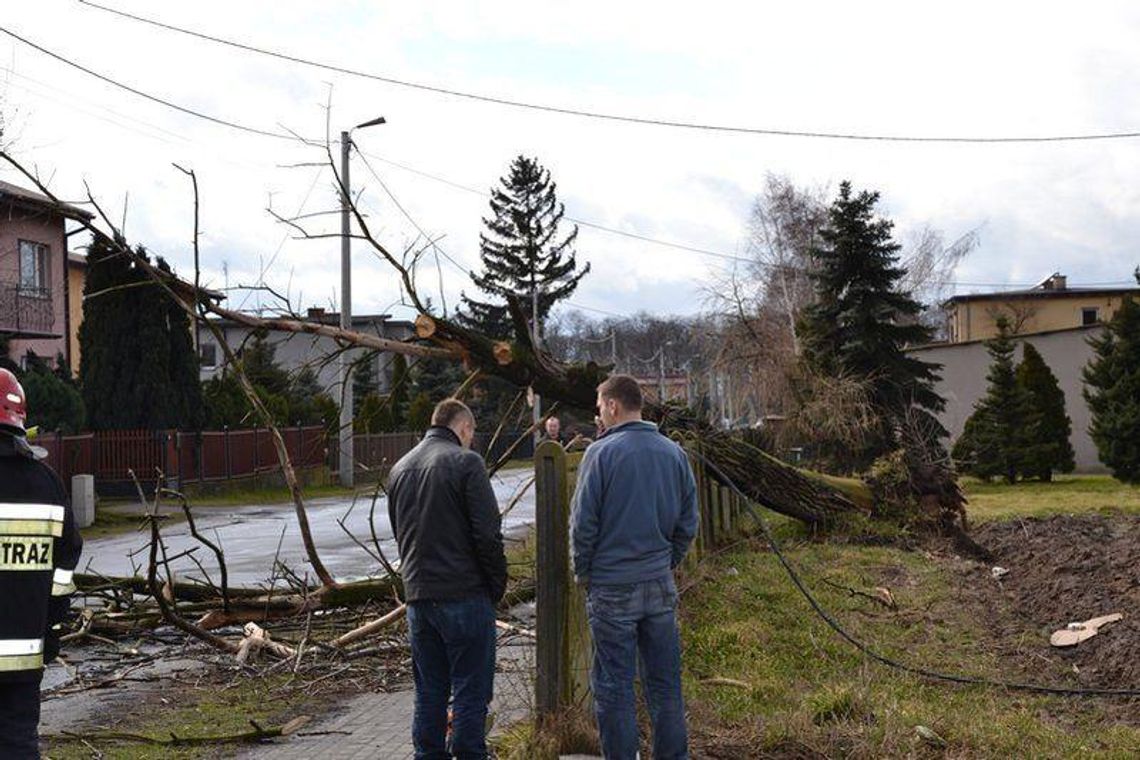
696, 453, 1140, 698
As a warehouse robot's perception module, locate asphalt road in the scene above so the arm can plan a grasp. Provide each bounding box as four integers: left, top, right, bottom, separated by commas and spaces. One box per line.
79, 468, 537, 587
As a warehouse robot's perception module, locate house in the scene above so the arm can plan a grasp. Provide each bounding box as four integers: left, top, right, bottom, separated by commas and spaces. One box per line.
198, 307, 416, 396
909, 325, 1106, 472
0, 180, 93, 369
943, 272, 1140, 343
633, 373, 690, 405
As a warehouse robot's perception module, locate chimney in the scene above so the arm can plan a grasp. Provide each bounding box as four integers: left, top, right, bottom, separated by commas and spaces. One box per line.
1046, 273, 1067, 291
307, 307, 327, 319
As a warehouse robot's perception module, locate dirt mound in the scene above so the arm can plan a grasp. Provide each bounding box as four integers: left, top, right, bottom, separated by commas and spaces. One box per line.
972, 513, 1140, 690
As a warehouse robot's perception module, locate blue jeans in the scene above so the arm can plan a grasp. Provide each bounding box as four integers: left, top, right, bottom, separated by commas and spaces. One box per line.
586, 575, 688, 760
407, 596, 496, 760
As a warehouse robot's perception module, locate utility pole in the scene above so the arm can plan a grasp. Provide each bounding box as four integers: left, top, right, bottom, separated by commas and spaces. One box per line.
658, 347, 666, 403
532, 284, 541, 445
339, 130, 353, 488
610, 331, 617, 370
338, 116, 386, 489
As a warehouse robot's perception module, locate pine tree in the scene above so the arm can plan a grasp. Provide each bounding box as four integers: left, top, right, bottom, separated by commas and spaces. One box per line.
459, 155, 588, 340
1083, 294, 1140, 483
1016, 343, 1075, 481
952, 318, 1031, 483
797, 181, 946, 471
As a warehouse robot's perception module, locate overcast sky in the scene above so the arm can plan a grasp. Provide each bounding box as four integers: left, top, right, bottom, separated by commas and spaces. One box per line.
3, 0, 1140, 324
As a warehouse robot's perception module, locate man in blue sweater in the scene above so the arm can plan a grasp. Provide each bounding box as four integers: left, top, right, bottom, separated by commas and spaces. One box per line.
570, 374, 699, 760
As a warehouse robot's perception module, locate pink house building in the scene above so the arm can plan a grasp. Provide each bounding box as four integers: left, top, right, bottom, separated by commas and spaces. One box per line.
0, 180, 92, 369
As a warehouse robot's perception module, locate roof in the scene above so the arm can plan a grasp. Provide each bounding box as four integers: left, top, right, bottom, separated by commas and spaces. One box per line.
206, 312, 415, 330
0, 179, 94, 221
944, 286, 1140, 306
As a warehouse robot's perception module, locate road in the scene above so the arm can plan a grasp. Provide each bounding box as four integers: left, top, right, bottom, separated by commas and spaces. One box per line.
79, 468, 537, 587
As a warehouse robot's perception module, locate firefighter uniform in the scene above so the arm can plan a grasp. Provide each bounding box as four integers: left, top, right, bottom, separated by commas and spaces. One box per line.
0, 370, 83, 760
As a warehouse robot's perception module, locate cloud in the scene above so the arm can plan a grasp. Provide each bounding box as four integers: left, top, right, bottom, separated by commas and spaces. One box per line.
3, 0, 1140, 328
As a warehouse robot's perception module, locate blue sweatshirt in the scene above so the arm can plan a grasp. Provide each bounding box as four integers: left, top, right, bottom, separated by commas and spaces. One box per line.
570, 420, 699, 586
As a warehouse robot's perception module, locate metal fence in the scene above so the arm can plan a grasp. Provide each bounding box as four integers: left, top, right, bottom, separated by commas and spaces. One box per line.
36, 426, 538, 496
36, 426, 328, 496
0, 284, 55, 334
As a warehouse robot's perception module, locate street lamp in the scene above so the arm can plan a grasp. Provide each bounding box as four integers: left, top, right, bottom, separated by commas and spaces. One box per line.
339, 115, 386, 489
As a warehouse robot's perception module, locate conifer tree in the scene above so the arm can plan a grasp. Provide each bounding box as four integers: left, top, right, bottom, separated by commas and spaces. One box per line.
1016, 342, 1074, 481
1083, 293, 1140, 483
952, 318, 1031, 483
79, 236, 132, 430
80, 240, 207, 430
798, 181, 946, 471
459, 155, 588, 339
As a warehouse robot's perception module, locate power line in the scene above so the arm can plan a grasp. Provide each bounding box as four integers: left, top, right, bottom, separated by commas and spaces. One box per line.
0, 25, 317, 143
9, 20, 1125, 292
353, 153, 647, 323
75, 0, 1140, 144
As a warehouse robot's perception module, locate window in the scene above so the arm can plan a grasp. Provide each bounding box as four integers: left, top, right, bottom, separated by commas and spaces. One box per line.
1081, 307, 1100, 326
199, 342, 218, 368
18, 240, 50, 296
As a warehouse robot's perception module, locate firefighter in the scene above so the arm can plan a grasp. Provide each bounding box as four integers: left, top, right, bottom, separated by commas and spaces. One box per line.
0, 368, 83, 759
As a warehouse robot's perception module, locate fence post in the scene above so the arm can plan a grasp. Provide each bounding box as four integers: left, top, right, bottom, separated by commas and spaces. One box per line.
535, 441, 566, 717
224, 426, 231, 480
534, 440, 591, 717
684, 449, 704, 569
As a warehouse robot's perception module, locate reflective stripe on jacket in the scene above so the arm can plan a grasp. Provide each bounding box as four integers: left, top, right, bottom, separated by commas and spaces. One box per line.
0, 436, 84, 682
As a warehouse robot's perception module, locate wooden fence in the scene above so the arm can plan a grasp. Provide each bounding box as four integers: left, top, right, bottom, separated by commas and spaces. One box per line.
36, 426, 328, 496
533, 440, 745, 717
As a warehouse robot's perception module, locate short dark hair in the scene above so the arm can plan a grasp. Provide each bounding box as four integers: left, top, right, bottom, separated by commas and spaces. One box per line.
432, 398, 474, 428
597, 374, 643, 412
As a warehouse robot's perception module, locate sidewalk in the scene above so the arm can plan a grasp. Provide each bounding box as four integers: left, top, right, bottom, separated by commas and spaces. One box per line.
239, 641, 535, 759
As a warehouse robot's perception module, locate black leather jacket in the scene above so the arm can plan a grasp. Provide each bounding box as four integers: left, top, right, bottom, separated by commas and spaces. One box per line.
387, 427, 507, 603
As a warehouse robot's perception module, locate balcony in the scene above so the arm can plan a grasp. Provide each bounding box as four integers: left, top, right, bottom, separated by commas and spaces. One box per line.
0, 284, 55, 336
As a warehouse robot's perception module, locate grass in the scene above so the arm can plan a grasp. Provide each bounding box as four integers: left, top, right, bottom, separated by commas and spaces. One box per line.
674, 475, 1140, 758
42, 673, 314, 760
681, 535, 1140, 757
962, 474, 1140, 522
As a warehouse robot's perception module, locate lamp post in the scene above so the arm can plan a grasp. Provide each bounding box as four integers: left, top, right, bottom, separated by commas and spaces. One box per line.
339, 115, 386, 488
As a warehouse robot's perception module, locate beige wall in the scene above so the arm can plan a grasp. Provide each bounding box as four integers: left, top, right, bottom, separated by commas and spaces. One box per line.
68, 260, 85, 376
949, 293, 1135, 343
909, 326, 1105, 472
0, 209, 69, 364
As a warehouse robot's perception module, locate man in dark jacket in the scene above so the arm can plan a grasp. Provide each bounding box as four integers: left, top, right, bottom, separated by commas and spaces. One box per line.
571, 374, 698, 760
0, 368, 83, 759
387, 398, 506, 760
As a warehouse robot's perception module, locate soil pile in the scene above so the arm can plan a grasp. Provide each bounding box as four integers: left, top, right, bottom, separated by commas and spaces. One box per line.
973, 513, 1140, 690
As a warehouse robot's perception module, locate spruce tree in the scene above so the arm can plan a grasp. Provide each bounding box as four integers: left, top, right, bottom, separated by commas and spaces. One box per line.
798, 181, 946, 471
951, 318, 1031, 483
1016, 342, 1074, 481
1083, 294, 1140, 483
459, 155, 588, 339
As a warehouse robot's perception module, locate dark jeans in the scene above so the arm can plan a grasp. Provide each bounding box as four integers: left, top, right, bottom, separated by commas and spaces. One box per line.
0, 678, 42, 760
587, 575, 688, 760
407, 596, 496, 760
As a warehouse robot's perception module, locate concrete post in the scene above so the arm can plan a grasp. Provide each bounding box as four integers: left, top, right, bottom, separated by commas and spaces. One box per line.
71, 474, 95, 529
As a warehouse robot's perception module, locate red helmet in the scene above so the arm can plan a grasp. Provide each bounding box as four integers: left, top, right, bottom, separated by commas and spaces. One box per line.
0, 369, 27, 434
